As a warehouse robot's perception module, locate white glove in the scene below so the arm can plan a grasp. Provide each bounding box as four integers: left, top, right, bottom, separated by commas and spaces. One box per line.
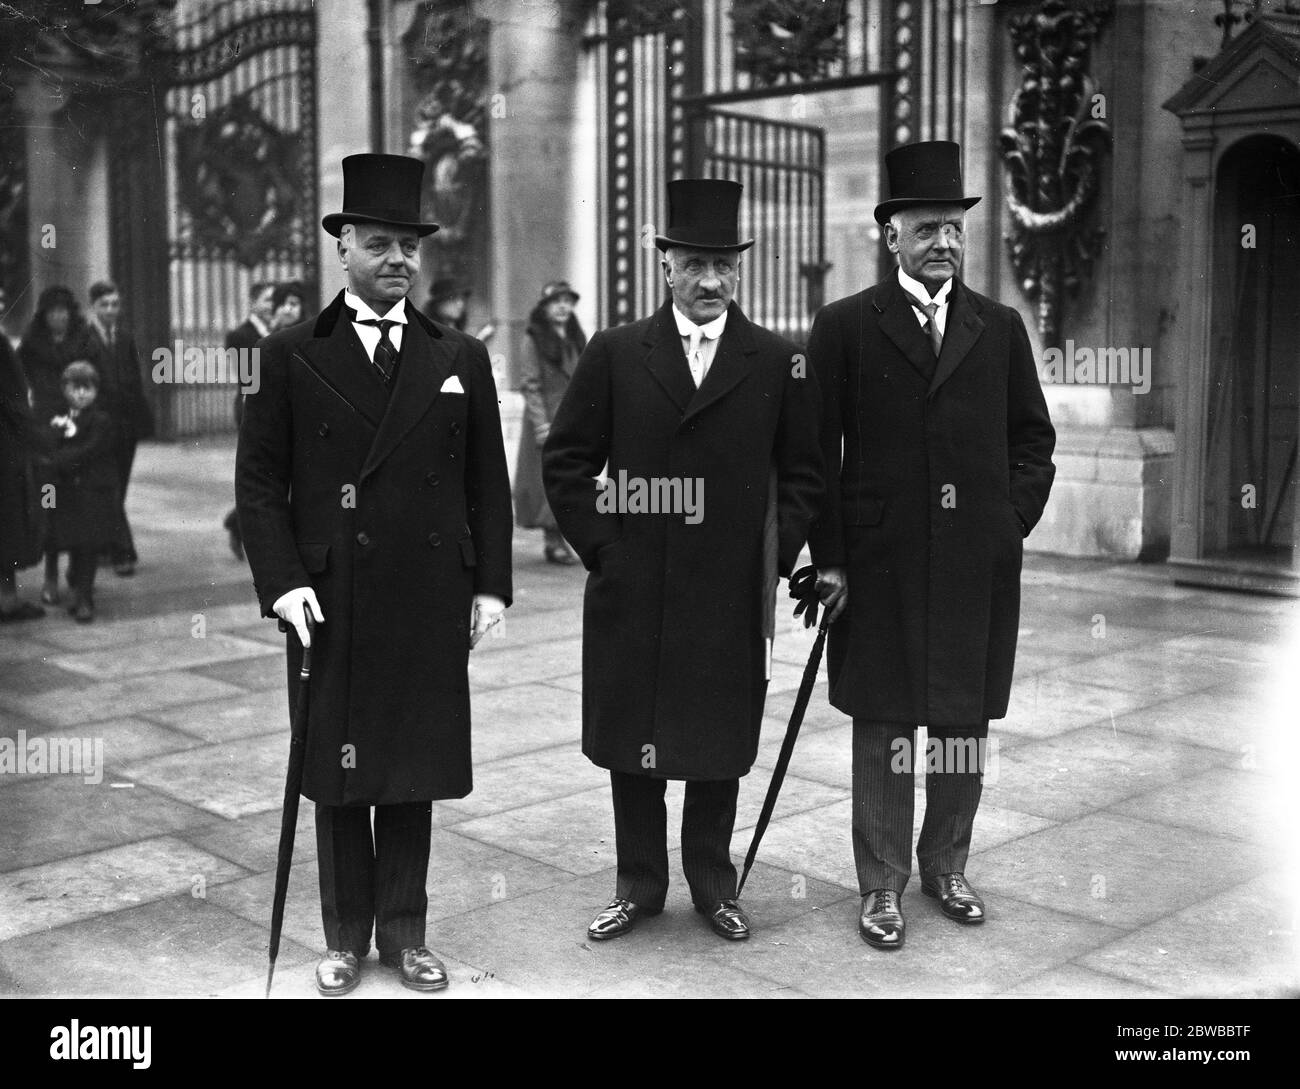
272, 586, 324, 647
470, 593, 506, 649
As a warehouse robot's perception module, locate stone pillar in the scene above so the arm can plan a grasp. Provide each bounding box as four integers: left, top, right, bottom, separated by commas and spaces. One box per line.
315, 0, 372, 301
1169, 130, 1216, 564
976, 0, 1192, 562
482, 0, 592, 377
17, 79, 111, 309
481, 0, 592, 487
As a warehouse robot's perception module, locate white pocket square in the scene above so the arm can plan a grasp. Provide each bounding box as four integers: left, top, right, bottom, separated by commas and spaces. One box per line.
440, 375, 465, 394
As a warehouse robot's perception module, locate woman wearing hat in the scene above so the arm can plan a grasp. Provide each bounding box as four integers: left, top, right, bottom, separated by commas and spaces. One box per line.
423, 277, 471, 332
515, 281, 585, 564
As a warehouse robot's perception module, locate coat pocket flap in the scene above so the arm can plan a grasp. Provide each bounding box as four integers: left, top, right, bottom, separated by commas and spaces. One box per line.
298, 542, 331, 574
846, 497, 885, 526
459, 535, 477, 568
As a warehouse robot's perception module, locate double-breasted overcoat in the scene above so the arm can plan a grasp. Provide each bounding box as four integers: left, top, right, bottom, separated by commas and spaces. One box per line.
236, 291, 513, 805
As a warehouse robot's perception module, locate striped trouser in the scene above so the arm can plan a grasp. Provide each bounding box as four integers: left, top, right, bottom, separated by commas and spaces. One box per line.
609, 771, 739, 910
315, 801, 433, 957
851, 720, 987, 895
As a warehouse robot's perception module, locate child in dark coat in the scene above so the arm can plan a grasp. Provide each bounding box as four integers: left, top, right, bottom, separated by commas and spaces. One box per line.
44, 361, 120, 623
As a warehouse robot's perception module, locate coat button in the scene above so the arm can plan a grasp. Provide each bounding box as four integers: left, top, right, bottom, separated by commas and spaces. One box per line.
356, 531, 370, 546
318, 423, 330, 437
450, 422, 461, 435
427, 532, 441, 548
425, 471, 439, 487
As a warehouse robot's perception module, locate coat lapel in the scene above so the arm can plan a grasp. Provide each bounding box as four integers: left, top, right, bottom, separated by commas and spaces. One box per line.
928, 279, 986, 396
639, 302, 697, 415
359, 299, 453, 482
682, 301, 755, 423
294, 291, 388, 428
875, 277, 939, 384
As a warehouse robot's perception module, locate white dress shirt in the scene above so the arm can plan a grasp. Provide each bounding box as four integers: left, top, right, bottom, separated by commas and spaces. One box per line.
897, 267, 953, 338
345, 290, 407, 363
672, 305, 728, 388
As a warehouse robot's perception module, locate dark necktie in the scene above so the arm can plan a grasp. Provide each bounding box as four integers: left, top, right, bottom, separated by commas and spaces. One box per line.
358, 319, 398, 384
908, 297, 943, 358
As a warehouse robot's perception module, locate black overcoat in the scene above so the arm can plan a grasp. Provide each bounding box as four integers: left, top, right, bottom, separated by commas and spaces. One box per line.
543, 301, 823, 780
87, 326, 155, 440
807, 276, 1056, 725
45, 406, 120, 552
235, 291, 513, 805
0, 340, 46, 570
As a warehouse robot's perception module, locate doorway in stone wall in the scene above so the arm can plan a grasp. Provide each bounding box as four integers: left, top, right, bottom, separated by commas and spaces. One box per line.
1204, 134, 1300, 567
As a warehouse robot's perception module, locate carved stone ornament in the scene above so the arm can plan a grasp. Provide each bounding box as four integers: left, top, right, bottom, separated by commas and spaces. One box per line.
405, 3, 491, 277
999, 0, 1113, 347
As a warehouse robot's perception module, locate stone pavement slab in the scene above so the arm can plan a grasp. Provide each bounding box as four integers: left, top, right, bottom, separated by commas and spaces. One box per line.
0, 837, 249, 943
1077, 874, 1298, 998
0, 438, 1296, 1000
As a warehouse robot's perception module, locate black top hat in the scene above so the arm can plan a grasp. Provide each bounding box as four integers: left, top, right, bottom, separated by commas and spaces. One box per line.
427, 277, 469, 304
654, 179, 754, 252
874, 141, 980, 226
322, 154, 440, 238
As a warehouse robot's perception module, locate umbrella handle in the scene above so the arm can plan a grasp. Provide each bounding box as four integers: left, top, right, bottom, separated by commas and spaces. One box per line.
300, 613, 315, 680
297, 613, 315, 680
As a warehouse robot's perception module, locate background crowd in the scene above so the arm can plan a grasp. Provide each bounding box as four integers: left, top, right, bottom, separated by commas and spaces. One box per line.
1, 271, 590, 623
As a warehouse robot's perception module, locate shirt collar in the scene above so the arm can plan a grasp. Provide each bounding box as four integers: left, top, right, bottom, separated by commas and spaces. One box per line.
897, 267, 953, 308
345, 291, 408, 324
672, 304, 728, 341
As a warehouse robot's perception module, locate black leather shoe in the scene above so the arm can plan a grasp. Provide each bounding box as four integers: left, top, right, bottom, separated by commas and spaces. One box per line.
587, 897, 661, 941
859, 889, 905, 950
315, 949, 361, 996
379, 946, 449, 992
695, 898, 750, 941
921, 872, 985, 924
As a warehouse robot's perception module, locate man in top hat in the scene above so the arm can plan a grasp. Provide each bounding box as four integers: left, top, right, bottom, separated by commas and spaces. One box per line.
807, 141, 1056, 950
543, 179, 823, 943
236, 153, 513, 994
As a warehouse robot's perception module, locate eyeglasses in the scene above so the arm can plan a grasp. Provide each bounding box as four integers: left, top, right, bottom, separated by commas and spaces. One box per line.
911, 222, 964, 243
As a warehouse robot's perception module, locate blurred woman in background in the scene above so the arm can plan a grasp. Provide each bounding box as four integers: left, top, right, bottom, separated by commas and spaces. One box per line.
270, 281, 308, 331
19, 285, 91, 424
514, 280, 585, 565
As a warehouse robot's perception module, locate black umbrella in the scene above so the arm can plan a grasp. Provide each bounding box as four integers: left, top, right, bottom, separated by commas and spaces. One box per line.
737, 566, 832, 897
266, 614, 314, 997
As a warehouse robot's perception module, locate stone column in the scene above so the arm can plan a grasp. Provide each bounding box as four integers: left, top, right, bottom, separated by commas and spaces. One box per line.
315, 0, 372, 300
1169, 129, 1216, 564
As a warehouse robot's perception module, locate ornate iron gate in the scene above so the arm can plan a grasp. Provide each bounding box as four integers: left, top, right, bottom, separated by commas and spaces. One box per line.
588, 0, 967, 340
701, 109, 825, 342
157, 0, 318, 437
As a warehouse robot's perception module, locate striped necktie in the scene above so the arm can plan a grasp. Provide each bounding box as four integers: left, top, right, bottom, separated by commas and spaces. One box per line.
358, 319, 398, 383
908, 297, 943, 358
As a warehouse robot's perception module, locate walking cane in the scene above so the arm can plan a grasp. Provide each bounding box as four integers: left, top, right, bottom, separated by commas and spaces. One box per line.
737, 566, 832, 896
266, 612, 314, 997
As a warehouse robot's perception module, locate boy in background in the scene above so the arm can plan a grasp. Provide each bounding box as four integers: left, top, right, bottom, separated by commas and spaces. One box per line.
45, 361, 119, 623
